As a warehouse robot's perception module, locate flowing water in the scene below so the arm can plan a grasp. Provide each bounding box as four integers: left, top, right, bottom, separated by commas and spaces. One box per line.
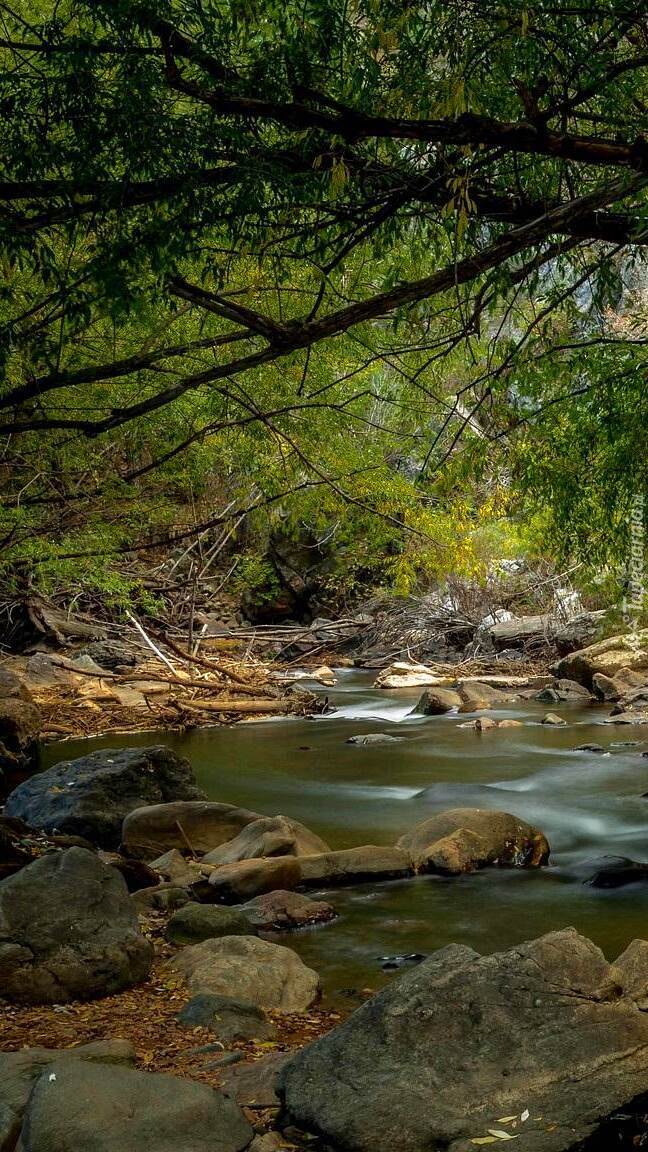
42, 670, 648, 1005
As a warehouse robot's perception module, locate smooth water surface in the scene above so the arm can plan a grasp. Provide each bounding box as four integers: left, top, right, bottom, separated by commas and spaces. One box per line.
43, 670, 648, 1003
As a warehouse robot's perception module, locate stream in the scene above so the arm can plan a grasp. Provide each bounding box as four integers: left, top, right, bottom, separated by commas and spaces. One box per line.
42, 670, 648, 1005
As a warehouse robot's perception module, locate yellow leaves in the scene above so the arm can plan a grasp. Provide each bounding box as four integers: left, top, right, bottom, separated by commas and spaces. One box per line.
330, 158, 349, 199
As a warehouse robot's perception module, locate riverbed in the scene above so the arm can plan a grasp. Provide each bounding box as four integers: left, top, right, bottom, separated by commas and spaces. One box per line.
42, 670, 648, 1004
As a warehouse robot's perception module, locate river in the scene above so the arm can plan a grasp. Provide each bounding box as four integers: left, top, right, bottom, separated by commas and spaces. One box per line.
43, 669, 648, 1004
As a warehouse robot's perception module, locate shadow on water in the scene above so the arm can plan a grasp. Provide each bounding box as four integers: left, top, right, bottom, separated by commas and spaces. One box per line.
41, 668, 648, 1004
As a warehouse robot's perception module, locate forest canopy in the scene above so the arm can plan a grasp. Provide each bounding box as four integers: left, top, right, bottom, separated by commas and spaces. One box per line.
1, 0, 647, 606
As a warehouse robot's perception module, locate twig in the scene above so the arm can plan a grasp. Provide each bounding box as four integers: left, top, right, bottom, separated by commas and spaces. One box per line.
126, 612, 179, 677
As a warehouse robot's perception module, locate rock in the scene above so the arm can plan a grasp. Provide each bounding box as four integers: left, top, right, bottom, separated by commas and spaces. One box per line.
574, 742, 605, 753
0, 847, 152, 1003
554, 628, 648, 688
535, 678, 592, 703
100, 853, 160, 893
374, 662, 448, 689
202, 815, 329, 866
474, 716, 498, 731
614, 938, 648, 1006
0, 669, 41, 784
542, 712, 566, 725
585, 856, 648, 888
396, 808, 549, 874
5, 746, 205, 849
279, 928, 648, 1152
121, 799, 262, 859
456, 681, 517, 712
345, 733, 405, 745
177, 993, 277, 1042
149, 847, 201, 886
411, 687, 461, 715
497, 718, 524, 728
0, 1038, 135, 1145
553, 610, 606, 656
248, 1135, 286, 1152
78, 640, 138, 670
487, 613, 554, 649
604, 711, 648, 725
132, 883, 192, 912
17, 1057, 252, 1152
218, 1052, 292, 1108
0, 816, 33, 880
165, 935, 320, 1012
242, 890, 336, 930
379, 953, 426, 971
167, 903, 256, 944
208, 846, 412, 902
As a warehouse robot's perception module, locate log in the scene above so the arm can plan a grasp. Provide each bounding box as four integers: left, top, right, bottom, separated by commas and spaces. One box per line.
181, 697, 293, 714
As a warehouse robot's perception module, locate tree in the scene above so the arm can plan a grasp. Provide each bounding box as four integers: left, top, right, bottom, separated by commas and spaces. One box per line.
1, 0, 647, 589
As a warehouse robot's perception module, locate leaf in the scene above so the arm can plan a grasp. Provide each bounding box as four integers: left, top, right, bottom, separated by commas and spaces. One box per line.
471, 1140, 498, 1147
487, 1132, 520, 1141
495, 1116, 517, 1124
520, 1110, 530, 1122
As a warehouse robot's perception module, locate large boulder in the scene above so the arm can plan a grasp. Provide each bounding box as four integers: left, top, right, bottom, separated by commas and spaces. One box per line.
486, 613, 554, 650
5, 745, 205, 849
16, 1058, 252, 1152
208, 846, 412, 902
202, 815, 329, 866
218, 1052, 292, 1108
456, 680, 518, 712
0, 847, 153, 1003
165, 934, 320, 1012
396, 808, 549, 874
0, 668, 41, 789
554, 628, 648, 688
0, 1039, 135, 1147
121, 799, 262, 859
279, 929, 648, 1152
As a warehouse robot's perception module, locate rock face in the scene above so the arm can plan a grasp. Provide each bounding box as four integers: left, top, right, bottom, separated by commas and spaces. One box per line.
166, 903, 256, 945
17, 1058, 253, 1152
396, 808, 549, 873
5, 746, 205, 849
208, 846, 412, 902
411, 687, 461, 714
0, 668, 41, 787
0, 1038, 135, 1147
279, 929, 648, 1152
0, 847, 153, 1003
121, 799, 262, 859
554, 629, 648, 688
202, 815, 329, 866
165, 934, 320, 1012
177, 993, 277, 1042
242, 890, 336, 930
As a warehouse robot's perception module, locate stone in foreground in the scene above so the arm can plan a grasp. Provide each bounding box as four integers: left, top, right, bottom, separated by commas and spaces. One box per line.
0, 847, 152, 1003
208, 845, 412, 901
165, 934, 319, 1012
17, 1058, 252, 1152
279, 928, 648, 1152
396, 808, 549, 873
5, 745, 205, 848
242, 889, 336, 930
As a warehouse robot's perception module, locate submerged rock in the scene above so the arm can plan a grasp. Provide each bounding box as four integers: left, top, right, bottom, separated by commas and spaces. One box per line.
279, 928, 648, 1152
345, 733, 405, 745
0, 847, 152, 1003
585, 856, 648, 889
121, 799, 262, 859
5, 746, 205, 849
202, 814, 329, 865
396, 808, 549, 874
165, 934, 320, 1012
